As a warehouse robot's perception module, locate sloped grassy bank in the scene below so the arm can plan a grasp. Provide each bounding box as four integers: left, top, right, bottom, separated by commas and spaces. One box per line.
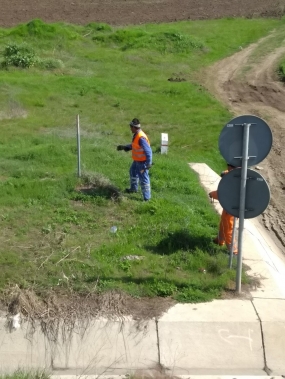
0, 17, 282, 311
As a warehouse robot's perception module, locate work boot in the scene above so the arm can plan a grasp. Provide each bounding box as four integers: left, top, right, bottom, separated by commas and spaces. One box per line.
124, 188, 137, 194
212, 237, 225, 246
227, 250, 238, 256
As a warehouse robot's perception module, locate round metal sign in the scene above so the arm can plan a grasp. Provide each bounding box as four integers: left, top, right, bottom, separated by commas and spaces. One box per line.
217, 168, 270, 218
219, 115, 272, 167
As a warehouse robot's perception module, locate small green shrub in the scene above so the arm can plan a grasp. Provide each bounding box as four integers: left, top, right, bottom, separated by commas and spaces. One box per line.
8, 19, 81, 40
1, 43, 65, 70
26, 19, 57, 37
85, 22, 112, 32
149, 279, 177, 297
2, 43, 37, 68
36, 57, 64, 70
277, 60, 285, 82
93, 28, 205, 53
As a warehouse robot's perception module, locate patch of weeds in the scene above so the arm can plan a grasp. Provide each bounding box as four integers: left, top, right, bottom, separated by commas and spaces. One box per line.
118, 260, 132, 274
1, 43, 37, 68
277, 59, 285, 82
33, 101, 45, 107
52, 207, 94, 226
148, 279, 177, 297
0, 369, 50, 379
74, 171, 122, 201
136, 201, 158, 215
36, 57, 64, 70
9, 19, 81, 40
79, 87, 88, 96
1, 42, 64, 71
85, 22, 112, 33
93, 28, 205, 54
175, 287, 220, 303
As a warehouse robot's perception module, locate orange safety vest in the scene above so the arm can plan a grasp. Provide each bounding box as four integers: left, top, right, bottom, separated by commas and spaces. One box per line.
132, 130, 150, 161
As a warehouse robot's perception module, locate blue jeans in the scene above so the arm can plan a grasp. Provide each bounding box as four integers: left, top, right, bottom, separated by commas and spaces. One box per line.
130, 161, 151, 201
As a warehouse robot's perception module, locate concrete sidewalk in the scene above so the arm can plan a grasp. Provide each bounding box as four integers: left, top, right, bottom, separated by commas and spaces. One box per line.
1, 163, 285, 377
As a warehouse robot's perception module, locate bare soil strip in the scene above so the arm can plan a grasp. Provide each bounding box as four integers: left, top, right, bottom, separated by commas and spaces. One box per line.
0, 0, 283, 28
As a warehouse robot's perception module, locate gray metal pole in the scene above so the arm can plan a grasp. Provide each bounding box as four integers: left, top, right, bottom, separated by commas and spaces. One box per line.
76, 114, 81, 178
236, 123, 250, 292
229, 217, 237, 269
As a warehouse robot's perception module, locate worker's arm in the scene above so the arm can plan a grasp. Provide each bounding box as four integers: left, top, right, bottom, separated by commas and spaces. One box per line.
140, 138, 152, 168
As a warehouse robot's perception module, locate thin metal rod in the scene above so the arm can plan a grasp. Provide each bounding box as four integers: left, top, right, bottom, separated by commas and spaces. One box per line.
76, 114, 81, 178
236, 123, 250, 292
229, 217, 237, 269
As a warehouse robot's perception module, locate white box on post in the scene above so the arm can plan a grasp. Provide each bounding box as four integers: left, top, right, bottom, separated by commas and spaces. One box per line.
161, 133, 168, 154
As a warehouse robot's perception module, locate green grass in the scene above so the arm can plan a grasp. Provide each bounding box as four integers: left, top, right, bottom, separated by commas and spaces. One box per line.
277, 59, 285, 81
0, 370, 49, 379
0, 17, 283, 303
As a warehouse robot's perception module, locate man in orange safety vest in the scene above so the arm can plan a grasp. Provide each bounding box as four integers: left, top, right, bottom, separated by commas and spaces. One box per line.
117, 118, 152, 201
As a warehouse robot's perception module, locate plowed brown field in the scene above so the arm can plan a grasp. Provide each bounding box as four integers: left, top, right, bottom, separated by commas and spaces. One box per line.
0, 0, 283, 27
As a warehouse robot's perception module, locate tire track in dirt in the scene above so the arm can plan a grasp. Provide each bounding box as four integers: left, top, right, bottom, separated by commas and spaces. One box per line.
202, 35, 285, 250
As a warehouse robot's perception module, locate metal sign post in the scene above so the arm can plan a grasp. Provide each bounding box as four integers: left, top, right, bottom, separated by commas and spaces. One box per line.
218, 115, 272, 294
76, 114, 81, 178
236, 123, 250, 292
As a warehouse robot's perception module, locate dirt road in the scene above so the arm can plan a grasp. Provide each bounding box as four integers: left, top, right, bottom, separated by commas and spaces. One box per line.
202, 33, 285, 251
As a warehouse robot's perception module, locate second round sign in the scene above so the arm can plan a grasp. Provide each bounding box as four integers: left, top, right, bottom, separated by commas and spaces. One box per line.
217, 168, 270, 219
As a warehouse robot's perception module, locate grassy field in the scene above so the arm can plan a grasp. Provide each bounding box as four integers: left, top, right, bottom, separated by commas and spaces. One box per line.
0, 17, 284, 304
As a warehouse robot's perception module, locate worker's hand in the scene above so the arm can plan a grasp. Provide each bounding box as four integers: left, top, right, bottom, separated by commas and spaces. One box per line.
209, 190, 219, 202
117, 145, 125, 151
209, 192, 214, 203
209, 191, 214, 198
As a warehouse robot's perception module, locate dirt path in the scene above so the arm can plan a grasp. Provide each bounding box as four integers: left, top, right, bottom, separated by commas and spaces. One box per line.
202, 32, 285, 251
